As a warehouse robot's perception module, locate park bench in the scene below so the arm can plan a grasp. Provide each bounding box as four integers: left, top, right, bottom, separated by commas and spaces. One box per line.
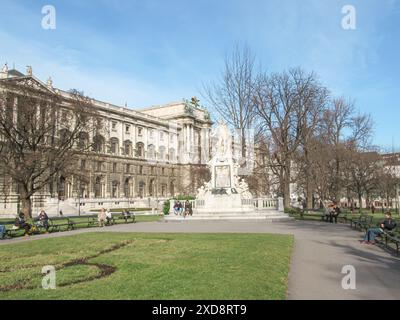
5, 227, 24, 238
383, 231, 400, 255
49, 218, 74, 232
68, 216, 99, 229
373, 221, 400, 255
4, 218, 49, 238
112, 214, 136, 224
345, 213, 361, 226
86, 216, 100, 227
352, 215, 373, 231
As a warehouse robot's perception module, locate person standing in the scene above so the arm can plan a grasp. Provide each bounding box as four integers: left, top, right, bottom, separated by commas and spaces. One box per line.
98, 207, 106, 227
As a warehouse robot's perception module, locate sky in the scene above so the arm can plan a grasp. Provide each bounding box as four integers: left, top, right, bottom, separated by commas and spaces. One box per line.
0, 0, 399, 150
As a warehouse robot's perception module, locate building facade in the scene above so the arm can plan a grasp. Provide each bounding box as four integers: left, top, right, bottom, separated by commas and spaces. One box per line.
0, 65, 213, 217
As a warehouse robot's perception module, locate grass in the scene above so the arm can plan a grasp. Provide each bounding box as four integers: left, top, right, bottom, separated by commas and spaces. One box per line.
0, 232, 293, 300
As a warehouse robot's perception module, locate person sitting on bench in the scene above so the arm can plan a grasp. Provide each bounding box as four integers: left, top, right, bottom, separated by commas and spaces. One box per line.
324, 203, 333, 222
14, 212, 32, 236
122, 209, 131, 222
38, 209, 49, 232
361, 212, 397, 244
330, 203, 341, 224
184, 200, 193, 217
0, 224, 6, 239
105, 209, 113, 225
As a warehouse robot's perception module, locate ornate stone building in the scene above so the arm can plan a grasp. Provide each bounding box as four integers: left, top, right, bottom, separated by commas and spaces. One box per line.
0, 65, 212, 216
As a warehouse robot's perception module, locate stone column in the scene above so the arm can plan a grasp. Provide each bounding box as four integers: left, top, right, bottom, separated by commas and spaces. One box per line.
186, 124, 190, 153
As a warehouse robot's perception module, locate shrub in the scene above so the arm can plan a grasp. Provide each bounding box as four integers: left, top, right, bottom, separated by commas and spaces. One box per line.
284, 207, 302, 215
163, 200, 170, 215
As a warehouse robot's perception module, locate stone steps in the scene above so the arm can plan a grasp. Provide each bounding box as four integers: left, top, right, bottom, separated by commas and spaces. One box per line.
163, 211, 292, 222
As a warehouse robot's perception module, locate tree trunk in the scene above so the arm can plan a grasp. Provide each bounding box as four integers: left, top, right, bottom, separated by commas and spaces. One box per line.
358, 194, 362, 213
20, 194, 32, 220
306, 182, 313, 209
283, 159, 291, 208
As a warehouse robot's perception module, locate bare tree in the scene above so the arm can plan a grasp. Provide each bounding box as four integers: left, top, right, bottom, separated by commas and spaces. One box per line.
343, 150, 381, 212
202, 45, 257, 160
0, 79, 101, 219
254, 68, 326, 208
320, 97, 373, 201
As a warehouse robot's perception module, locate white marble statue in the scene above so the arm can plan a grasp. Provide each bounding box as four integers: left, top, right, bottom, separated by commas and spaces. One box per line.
213, 121, 232, 159
2, 63, 8, 73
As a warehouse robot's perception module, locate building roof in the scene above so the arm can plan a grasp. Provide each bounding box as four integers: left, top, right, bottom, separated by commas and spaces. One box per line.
8, 69, 25, 77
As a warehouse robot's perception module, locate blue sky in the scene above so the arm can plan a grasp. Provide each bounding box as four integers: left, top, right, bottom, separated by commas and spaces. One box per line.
0, 0, 399, 149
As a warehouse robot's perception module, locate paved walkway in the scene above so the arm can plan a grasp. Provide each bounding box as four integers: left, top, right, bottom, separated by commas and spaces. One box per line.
1, 220, 399, 299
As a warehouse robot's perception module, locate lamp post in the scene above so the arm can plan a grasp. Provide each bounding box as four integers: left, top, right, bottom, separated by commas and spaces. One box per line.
396, 183, 399, 215
78, 180, 82, 217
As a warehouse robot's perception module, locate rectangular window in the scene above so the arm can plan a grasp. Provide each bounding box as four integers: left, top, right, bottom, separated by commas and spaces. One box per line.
111, 121, 117, 131
138, 127, 143, 136
112, 163, 117, 173
160, 132, 164, 141
126, 164, 130, 173
125, 124, 130, 133
81, 160, 86, 170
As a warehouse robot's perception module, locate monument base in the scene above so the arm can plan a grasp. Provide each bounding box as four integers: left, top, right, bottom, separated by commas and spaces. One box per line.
195, 193, 254, 214
163, 210, 292, 222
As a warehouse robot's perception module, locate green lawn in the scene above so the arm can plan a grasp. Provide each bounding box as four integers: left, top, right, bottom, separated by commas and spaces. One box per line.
0, 232, 293, 300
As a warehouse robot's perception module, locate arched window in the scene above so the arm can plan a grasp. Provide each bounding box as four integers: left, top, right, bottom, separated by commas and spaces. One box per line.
147, 144, 155, 159
79, 183, 88, 198
149, 178, 155, 196
58, 176, 66, 199
77, 132, 89, 150
124, 177, 133, 198
111, 180, 119, 198
138, 181, 145, 198
169, 148, 175, 162
169, 181, 175, 197
93, 135, 105, 153
94, 176, 103, 198
58, 129, 71, 146
110, 138, 119, 155
135, 142, 144, 158
124, 140, 132, 156
159, 146, 166, 160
